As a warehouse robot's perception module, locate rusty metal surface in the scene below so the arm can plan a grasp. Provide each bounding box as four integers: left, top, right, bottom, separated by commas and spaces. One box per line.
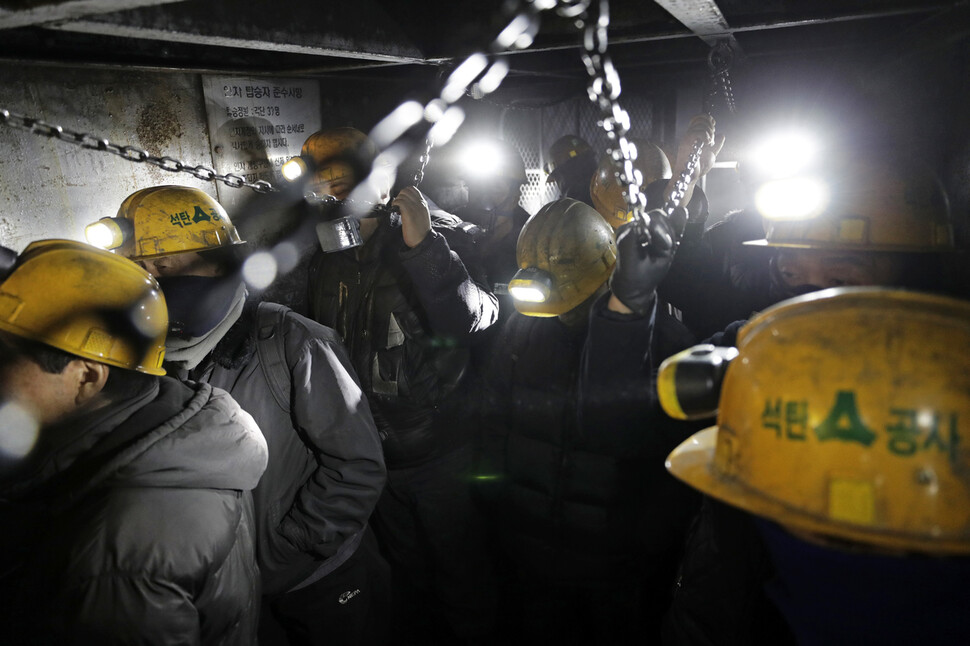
0, 62, 214, 251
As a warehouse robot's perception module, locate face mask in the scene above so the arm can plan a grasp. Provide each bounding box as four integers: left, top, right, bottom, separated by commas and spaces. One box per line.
767, 255, 821, 302
756, 519, 970, 646
156, 275, 242, 338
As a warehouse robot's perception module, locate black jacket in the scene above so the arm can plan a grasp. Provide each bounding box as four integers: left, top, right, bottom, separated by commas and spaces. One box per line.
0, 377, 268, 645
662, 497, 797, 646
480, 294, 700, 584
308, 211, 498, 468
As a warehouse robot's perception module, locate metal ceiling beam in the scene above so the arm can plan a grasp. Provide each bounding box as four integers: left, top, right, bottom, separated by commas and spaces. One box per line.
45, 0, 427, 64
501, 4, 945, 57
652, 0, 740, 50
0, 0, 185, 30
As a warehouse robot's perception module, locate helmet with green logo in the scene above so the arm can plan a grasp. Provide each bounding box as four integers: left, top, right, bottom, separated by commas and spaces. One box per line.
665, 287, 970, 555
86, 185, 243, 261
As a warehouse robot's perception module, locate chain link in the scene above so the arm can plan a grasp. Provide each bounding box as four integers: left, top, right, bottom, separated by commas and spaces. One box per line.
571, 2, 735, 244
412, 137, 435, 186
706, 39, 737, 116
0, 108, 278, 193
574, 0, 652, 229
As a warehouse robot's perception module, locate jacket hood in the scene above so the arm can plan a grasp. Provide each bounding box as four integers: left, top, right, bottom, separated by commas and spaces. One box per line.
0, 376, 267, 506
111, 379, 267, 491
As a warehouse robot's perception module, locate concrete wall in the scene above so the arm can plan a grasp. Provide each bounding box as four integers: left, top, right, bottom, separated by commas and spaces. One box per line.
0, 62, 217, 251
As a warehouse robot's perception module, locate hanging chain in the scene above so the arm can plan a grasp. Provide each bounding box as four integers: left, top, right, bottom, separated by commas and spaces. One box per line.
661, 39, 735, 219
0, 108, 277, 193
706, 39, 737, 116
574, 1, 736, 242
411, 137, 435, 186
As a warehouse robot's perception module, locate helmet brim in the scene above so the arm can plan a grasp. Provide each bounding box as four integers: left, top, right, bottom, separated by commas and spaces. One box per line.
742, 238, 959, 253
666, 426, 970, 555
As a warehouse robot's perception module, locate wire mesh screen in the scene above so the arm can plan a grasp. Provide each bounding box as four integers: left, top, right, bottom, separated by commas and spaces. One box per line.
490, 94, 657, 214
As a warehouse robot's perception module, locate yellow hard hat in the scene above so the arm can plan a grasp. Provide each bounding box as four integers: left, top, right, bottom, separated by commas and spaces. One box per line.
0, 240, 168, 375
666, 287, 970, 555
590, 140, 672, 229
545, 135, 594, 180
510, 198, 617, 317
746, 161, 954, 252
88, 185, 243, 261
299, 127, 379, 190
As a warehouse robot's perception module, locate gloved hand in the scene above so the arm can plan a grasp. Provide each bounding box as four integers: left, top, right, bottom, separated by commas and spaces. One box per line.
608, 206, 687, 316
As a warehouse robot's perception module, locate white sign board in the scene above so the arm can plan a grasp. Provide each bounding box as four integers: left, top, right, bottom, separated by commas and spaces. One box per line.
201, 75, 321, 218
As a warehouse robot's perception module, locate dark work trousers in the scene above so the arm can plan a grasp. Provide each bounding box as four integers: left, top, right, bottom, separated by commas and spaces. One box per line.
372, 445, 499, 645
258, 527, 392, 646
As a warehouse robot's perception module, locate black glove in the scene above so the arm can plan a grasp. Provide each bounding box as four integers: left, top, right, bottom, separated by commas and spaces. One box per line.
682, 185, 710, 244
609, 207, 687, 316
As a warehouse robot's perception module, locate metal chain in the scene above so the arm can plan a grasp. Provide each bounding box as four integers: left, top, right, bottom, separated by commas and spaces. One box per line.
411, 137, 435, 186
706, 39, 737, 116
572, 0, 735, 244
574, 0, 650, 225
0, 108, 277, 193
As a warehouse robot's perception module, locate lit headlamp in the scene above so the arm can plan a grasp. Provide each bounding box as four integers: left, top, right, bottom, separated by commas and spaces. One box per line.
508, 266, 553, 303
754, 177, 829, 221
281, 155, 313, 183
85, 217, 134, 250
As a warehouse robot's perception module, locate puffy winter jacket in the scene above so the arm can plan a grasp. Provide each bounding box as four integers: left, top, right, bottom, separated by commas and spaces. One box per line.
480, 294, 699, 584
184, 301, 386, 594
308, 211, 498, 468
0, 376, 268, 646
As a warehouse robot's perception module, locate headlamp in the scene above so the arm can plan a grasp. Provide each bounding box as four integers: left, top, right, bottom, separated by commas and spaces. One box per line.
85, 217, 133, 250
508, 266, 553, 303
749, 130, 820, 179
281, 155, 311, 182
460, 141, 503, 179
657, 344, 739, 421
755, 177, 829, 221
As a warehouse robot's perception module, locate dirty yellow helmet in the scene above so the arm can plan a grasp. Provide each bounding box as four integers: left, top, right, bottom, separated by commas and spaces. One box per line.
590, 140, 672, 229
666, 287, 970, 555
746, 161, 954, 252
86, 185, 243, 261
0, 240, 167, 375
545, 135, 594, 181
297, 127, 380, 195
510, 198, 617, 317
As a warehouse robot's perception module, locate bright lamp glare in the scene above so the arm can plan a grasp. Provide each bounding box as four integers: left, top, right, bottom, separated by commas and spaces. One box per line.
508, 284, 549, 303
84, 219, 124, 250
281, 157, 307, 182
751, 131, 819, 178
0, 401, 39, 459
755, 177, 829, 221
242, 251, 279, 290
461, 142, 502, 178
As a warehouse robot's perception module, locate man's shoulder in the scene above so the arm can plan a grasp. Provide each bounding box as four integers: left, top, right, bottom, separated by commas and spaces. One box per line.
430, 209, 485, 246
255, 301, 343, 349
